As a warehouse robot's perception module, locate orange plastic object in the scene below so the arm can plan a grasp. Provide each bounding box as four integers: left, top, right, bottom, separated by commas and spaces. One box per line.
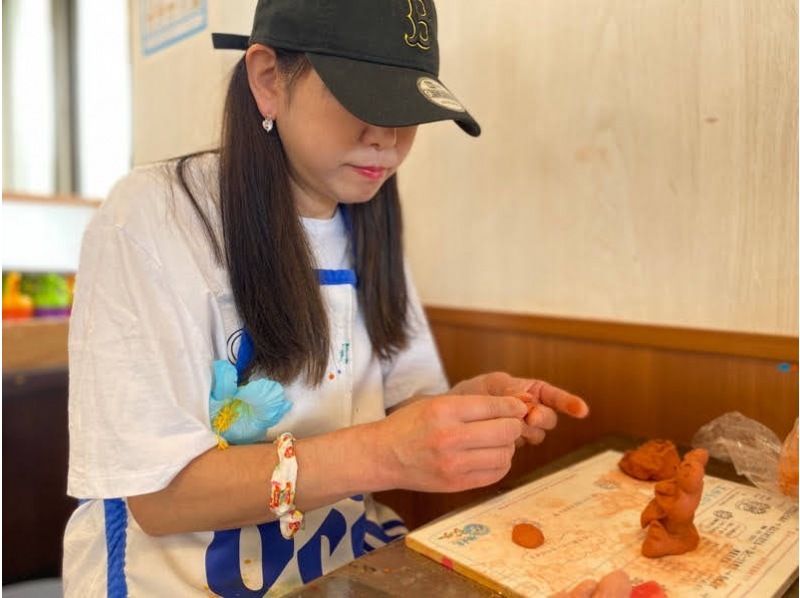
631, 580, 667, 598
2, 272, 34, 320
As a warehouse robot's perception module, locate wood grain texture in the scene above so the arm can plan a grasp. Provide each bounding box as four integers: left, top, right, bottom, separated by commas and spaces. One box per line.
426, 306, 798, 361
376, 306, 799, 529
2, 318, 70, 371
3, 369, 75, 584
400, 0, 798, 335
3, 192, 102, 207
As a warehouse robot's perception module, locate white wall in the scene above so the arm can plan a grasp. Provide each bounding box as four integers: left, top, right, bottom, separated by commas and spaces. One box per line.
131, 0, 256, 165
2, 202, 97, 272
399, 0, 798, 335
75, 0, 132, 198
130, 0, 798, 335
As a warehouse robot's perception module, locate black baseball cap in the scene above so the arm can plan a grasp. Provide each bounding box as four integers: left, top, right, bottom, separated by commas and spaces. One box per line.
212, 0, 481, 137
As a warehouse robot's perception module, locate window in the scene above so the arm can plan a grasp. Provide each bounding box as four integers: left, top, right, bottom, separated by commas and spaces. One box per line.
3, 0, 57, 194
2, 0, 131, 199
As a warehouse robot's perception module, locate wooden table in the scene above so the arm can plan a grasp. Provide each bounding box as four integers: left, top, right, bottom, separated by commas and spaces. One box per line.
285, 436, 799, 598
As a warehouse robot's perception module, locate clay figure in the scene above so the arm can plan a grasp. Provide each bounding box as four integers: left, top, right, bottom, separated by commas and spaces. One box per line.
641, 448, 709, 558
511, 522, 544, 548
619, 439, 681, 481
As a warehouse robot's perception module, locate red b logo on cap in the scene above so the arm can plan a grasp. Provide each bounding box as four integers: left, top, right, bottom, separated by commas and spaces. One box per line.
404, 0, 431, 51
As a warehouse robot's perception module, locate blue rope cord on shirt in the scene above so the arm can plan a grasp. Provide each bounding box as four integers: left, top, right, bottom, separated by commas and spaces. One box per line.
104, 498, 129, 598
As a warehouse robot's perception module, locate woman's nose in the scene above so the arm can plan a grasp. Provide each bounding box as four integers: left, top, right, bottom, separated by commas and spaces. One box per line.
361, 124, 397, 150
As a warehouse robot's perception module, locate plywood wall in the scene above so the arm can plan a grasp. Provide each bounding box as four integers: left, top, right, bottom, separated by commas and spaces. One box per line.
399, 0, 798, 335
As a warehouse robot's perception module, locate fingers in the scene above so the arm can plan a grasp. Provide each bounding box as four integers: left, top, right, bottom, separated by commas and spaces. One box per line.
566, 580, 598, 598
482, 371, 530, 396
450, 394, 528, 422
517, 405, 557, 445
473, 373, 590, 419
522, 426, 546, 445
457, 417, 524, 449
526, 404, 558, 430
441, 449, 515, 488
527, 380, 589, 418
593, 570, 631, 598
460, 467, 511, 490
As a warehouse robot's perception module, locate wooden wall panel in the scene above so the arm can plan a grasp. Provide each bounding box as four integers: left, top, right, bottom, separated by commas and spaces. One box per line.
3, 369, 75, 584
376, 308, 799, 529
3, 319, 70, 372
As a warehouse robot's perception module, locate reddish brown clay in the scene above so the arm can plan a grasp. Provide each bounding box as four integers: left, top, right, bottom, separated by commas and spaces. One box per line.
779, 423, 798, 498
640, 448, 709, 558
511, 523, 544, 549
619, 439, 681, 481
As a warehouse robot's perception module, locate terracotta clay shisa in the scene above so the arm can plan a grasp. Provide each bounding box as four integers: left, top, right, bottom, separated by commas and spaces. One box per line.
640, 448, 709, 558
619, 439, 681, 481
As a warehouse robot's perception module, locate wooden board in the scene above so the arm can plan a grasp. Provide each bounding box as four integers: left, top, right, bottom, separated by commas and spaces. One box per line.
406, 451, 799, 597
3, 318, 70, 371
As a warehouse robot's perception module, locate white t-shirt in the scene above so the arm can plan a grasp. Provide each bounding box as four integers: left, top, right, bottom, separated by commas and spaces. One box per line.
63, 154, 449, 597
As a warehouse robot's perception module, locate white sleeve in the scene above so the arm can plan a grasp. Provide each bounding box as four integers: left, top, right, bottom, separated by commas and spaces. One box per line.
67, 214, 218, 499
381, 265, 450, 410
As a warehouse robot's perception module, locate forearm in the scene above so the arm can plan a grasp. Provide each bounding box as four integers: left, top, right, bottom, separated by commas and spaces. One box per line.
128, 420, 393, 536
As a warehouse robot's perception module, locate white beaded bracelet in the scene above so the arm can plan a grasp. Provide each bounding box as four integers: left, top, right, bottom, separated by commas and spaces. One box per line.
268, 432, 304, 538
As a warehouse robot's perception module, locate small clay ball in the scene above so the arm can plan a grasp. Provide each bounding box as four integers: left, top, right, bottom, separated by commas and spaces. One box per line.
619, 440, 680, 481
512, 523, 544, 549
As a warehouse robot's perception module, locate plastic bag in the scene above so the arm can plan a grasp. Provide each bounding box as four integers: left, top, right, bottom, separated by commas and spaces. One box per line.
692, 412, 798, 500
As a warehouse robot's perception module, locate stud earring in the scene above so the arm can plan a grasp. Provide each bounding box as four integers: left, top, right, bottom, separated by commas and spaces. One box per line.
262, 116, 274, 133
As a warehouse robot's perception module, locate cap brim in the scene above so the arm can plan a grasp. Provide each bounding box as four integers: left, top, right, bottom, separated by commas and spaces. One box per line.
306, 53, 481, 137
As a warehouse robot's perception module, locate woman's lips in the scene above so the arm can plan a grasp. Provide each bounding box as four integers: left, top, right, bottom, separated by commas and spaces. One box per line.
350, 165, 387, 180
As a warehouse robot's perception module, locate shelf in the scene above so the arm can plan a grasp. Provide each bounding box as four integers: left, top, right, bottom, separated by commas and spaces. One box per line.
3, 317, 70, 371
3, 191, 102, 208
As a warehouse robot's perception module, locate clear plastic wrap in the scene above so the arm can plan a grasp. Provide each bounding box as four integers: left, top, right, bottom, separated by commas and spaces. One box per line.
692, 412, 798, 500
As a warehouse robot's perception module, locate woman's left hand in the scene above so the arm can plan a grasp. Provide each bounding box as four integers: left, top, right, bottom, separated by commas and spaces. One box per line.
450, 372, 589, 446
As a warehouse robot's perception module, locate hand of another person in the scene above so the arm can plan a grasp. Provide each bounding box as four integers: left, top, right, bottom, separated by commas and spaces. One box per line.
551, 569, 632, 598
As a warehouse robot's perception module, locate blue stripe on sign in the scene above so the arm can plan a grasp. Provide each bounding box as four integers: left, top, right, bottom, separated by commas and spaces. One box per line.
104, 499, 129, 598
316, 269, 357, 286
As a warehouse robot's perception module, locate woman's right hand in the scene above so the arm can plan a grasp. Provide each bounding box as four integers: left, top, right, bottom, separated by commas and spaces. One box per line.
376, 393, 528, 493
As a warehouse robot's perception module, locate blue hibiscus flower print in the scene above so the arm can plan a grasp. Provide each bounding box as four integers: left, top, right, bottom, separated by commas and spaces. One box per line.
209, 360, 291, 448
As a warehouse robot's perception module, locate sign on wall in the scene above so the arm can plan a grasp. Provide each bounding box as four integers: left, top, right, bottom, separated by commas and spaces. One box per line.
140, 0, 208, 56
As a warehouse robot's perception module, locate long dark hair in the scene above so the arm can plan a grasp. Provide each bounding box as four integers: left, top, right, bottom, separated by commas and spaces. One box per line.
175, 51, 409, 386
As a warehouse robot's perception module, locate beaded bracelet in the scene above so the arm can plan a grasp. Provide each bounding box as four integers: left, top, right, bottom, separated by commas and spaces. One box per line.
269, 432, 304, 539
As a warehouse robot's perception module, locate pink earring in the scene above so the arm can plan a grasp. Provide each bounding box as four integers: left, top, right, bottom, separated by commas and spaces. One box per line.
262, 116, 274, 133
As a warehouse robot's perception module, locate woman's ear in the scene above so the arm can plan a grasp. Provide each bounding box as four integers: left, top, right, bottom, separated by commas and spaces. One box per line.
245, 44, 281, 120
